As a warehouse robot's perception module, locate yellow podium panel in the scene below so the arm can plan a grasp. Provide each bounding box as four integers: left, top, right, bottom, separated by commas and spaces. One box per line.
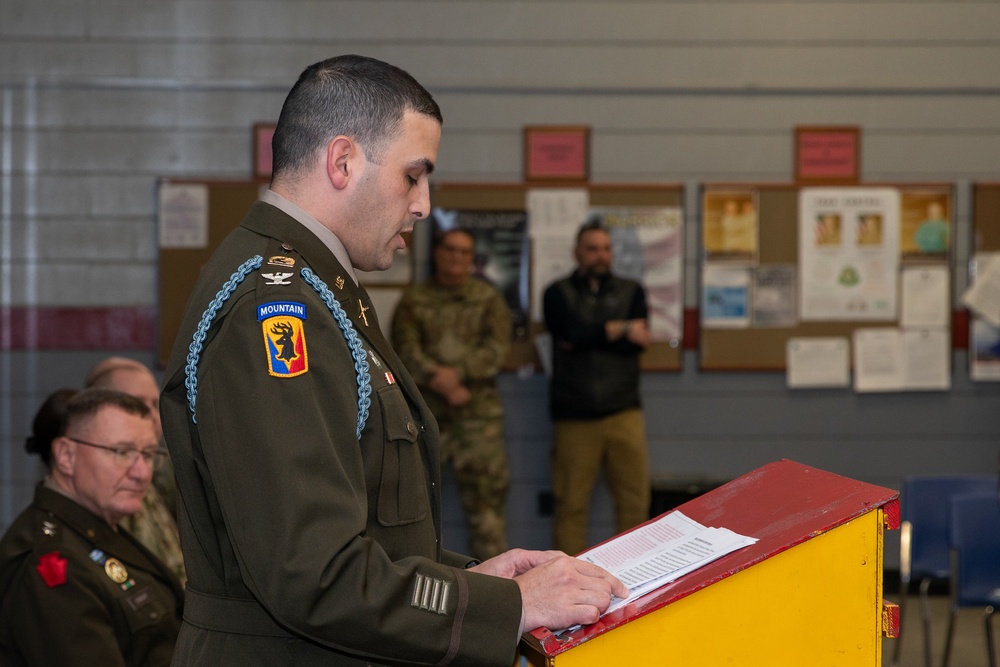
522, 460, 899, 666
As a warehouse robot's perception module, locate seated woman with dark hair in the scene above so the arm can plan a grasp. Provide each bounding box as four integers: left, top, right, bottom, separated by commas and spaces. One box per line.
0, 388, 184, 667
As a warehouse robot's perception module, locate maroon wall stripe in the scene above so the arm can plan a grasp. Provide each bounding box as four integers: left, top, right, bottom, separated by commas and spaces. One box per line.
1, 307, 156, 350
0, 305, 968, 352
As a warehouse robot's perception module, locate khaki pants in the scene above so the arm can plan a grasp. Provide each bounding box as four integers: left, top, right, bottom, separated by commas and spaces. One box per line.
551, 408, 650, 555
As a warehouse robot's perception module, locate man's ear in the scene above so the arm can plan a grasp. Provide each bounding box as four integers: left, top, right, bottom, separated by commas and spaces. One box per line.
51, 436, 76, 477
326, 136, 355, 190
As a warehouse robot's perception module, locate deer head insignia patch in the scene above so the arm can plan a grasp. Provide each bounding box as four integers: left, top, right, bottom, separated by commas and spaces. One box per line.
258, 301, 309, 377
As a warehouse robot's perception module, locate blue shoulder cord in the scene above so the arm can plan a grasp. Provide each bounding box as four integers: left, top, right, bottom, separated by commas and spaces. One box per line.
184, 257, 371, 439
300, 267, 371, 439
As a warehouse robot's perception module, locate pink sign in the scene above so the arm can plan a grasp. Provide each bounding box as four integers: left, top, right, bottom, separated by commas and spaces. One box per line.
795, 128, 859, 182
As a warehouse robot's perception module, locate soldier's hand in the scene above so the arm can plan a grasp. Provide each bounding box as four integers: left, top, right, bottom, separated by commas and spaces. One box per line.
515, 555, 628, 632
469, 548, 563, 579
429, 366, 462, 395
445, 385, 471, 407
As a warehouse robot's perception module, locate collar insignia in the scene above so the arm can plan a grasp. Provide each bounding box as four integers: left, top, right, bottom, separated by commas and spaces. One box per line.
262, 272, 293, 285
358, 300, 369, 327
335, 276, 345, 290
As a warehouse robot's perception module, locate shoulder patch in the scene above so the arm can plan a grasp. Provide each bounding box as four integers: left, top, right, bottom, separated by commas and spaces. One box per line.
260, 301, 309, 377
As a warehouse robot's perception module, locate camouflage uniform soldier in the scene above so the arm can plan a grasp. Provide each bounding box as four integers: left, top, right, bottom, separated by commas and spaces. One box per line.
392, 228, 512, 560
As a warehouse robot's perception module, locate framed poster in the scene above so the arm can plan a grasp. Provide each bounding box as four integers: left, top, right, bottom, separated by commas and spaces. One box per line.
523, 125, 590, 182
794, 126, 861, 185
253, 122, 277, 179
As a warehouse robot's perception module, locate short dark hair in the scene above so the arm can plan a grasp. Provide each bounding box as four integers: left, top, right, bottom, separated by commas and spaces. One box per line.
271, 54, 442, 179
64, 388, 152, 434
576, 216, 609, 245
25, 388, 78, 468
433, 227, 475, 250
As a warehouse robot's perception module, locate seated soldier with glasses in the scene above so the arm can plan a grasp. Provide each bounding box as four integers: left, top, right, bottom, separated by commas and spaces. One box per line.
0, 387, 184, 667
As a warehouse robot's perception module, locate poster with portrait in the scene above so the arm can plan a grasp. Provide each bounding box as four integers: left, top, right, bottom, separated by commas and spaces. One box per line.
799, 188, 900, 321
900, 190, 952, 260
702, 190, 759, 263
430, 208, 530, 341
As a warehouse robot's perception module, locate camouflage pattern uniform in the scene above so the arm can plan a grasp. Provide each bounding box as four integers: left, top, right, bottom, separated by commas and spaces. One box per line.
121, 477, 187, 587
392, 277, 512, 561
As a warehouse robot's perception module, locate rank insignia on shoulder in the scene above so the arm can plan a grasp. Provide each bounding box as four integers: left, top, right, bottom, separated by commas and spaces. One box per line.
268, 255, 295, 268
105, 558, 129, 584
259, 301, 309, 378
36, 551, 67, 587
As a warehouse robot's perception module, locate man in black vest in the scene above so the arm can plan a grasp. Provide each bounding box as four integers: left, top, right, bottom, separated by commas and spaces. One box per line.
543, 219, 652, 556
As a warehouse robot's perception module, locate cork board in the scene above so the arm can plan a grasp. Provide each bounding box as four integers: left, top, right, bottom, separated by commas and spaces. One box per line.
699, 183, 954, 371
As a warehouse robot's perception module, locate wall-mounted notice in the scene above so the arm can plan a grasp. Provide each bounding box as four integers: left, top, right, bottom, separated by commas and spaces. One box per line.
786, 337, 850, 388
703, 190, 759, 263
799, 188, 900, 321
900, 266, 950, 329
753, 265, 797, 328
853, 327, 950, 392
158, 182, 209, 249
702, 266, 752, 329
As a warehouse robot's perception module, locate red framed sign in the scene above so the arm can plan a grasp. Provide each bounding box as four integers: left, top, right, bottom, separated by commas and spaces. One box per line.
794, 126, 861, 185
523, 125, 590, 182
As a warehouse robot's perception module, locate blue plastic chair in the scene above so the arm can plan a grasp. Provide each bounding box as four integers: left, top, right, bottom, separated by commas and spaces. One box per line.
892, 475, 998, 667
941, 493, 1000, 667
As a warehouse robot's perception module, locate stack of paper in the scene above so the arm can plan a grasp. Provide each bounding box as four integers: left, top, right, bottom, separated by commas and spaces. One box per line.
578, 511, 758, 617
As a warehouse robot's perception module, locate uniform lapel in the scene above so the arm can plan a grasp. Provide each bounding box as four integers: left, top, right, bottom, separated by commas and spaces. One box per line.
34, 486, 182, 595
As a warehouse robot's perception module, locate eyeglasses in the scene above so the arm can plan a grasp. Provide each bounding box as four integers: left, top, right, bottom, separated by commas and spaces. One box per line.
66, 437, 167, 470
438, 244, 474, 256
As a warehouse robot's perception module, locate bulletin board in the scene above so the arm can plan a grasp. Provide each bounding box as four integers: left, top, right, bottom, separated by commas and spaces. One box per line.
157, 179, 261, 367
699, 182, 955, 371
431, 182, 685, 371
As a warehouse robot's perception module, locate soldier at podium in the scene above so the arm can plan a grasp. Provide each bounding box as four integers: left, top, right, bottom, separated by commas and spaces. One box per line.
161, 54, 626, 666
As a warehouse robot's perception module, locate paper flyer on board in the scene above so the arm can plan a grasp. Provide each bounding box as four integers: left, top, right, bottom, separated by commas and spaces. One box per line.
799, 188, 900, 321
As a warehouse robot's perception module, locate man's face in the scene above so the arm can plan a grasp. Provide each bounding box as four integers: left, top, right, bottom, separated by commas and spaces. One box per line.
104, 368, 162, 439
433, 231, 475, 285
574, 228, 613, 278
345, 110, 441, 272
61, 406, 158, 526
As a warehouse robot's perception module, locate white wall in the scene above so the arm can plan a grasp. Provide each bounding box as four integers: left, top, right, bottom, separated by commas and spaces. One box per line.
3, 1, 1000, 558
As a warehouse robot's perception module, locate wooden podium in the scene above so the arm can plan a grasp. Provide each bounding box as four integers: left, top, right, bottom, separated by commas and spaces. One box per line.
521, 460, 900, 666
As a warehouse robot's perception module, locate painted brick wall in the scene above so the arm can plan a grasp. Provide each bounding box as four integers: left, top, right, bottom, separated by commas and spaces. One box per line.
3, 3, 1000, 565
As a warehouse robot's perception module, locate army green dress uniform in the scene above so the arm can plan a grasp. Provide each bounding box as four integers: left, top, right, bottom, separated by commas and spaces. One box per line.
160, 198, 522, 666
0, 484, 184, 666
391, 277, 512, 560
